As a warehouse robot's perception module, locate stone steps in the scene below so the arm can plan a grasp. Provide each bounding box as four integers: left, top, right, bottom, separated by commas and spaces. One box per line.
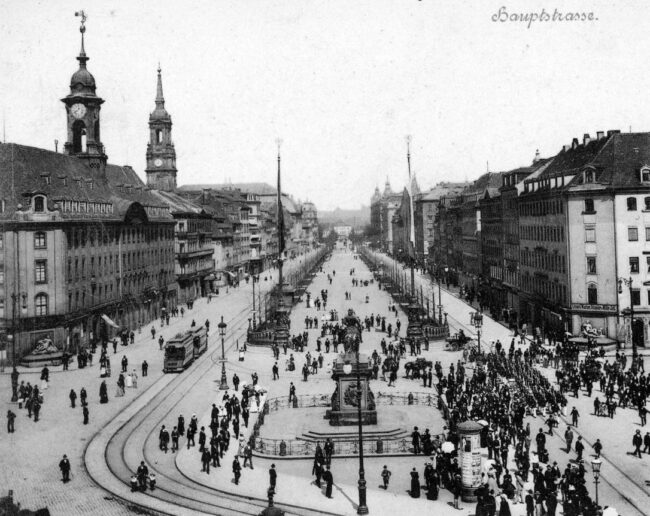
297, 427, 408, 442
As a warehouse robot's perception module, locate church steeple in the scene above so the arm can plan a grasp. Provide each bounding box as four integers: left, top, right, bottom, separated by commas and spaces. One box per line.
62, 11, 106, 167
146, 66, 177, 191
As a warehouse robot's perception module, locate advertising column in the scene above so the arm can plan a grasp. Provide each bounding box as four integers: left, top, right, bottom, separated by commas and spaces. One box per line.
457, 420, 483, 502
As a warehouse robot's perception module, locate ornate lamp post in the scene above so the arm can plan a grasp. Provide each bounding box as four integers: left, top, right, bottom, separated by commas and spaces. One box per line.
342, 352, 369, 515
618, 277, 637, 359
472, 311, 484, 354
218, 316, 229, 390
591, 458, 602, 508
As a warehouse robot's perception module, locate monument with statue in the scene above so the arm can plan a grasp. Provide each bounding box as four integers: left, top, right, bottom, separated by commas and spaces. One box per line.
327, 309, 377, 426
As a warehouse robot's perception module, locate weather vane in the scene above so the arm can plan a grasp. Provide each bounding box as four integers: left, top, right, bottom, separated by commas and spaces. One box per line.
276, 138, 283, 155
75, 10, 87, 33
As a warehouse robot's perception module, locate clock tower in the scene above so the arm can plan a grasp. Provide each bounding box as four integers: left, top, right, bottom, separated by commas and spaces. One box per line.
145, 66, 177, 192
61, 12, 107, 168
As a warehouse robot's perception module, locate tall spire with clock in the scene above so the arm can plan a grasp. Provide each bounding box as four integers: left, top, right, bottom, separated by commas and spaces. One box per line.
62, 11, 107, 168
145, 65, 177, 191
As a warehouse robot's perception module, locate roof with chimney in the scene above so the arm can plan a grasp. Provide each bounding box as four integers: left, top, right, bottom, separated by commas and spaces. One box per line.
0, 142, 172, 222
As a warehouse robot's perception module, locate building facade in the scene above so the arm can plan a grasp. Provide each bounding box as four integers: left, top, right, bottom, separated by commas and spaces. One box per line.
0, 25, 176, 361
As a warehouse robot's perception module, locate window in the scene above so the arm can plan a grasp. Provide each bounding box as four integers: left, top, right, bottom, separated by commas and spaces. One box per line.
586, 257, 597, 274
628, 227, 639, 241
587, 284, 598, 304
35, 293, 48, 316
642, 168, 650, 182
630, 256, 640, 273
627, 197, 637, 211
34, 232, 47, 249
585, 170, 594, 183
585, 226, 596, 242
584, 199, 594, 213
0, 233, 2, 249
632, 289, 641, 306
34, 196, 45, 212
647, 256, 650, 273
647, 227, 650, 241
645, 197, 650, 211
35, 260, 47, 283
0, 264, 3, 285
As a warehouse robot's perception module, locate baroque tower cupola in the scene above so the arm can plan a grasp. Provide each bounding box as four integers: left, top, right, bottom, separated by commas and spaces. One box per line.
61, 11, 106, 168
145, 65, 177, 192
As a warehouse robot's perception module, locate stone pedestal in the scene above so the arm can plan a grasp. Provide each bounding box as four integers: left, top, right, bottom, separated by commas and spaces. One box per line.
327, 352, 377, 426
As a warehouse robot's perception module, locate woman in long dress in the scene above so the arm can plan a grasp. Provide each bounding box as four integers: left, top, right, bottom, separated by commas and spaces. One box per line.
99, 380, 109, 404
131, 369, 138, 388
410, 468, 420, 498
116, 374, 125, 397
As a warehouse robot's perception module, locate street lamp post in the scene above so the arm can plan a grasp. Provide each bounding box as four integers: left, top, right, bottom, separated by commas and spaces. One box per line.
591, 458, 602, 508
343, 349, 369, 515
618, 277, 637, 359
472, 311, 484, 354
218, 316, 229, 390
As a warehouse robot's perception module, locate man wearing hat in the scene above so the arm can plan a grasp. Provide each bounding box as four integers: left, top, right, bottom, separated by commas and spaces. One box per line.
643, 431, 650, 454
633, 429, 643, 457
524, 490, 535, 516
59, 454, 71, 482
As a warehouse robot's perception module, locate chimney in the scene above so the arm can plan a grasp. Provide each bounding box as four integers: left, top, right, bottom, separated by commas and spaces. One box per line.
596, 131, 605, 140
532, 149, 540, 164
583, 133, 591, 145
572, 138, 579, 150
54, 139, 59, 153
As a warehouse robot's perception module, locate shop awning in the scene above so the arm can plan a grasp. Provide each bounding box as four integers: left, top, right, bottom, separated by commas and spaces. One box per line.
101, 314, 121, 329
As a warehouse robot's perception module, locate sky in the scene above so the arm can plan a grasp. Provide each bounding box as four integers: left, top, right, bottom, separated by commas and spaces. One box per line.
1, 0, 649, 210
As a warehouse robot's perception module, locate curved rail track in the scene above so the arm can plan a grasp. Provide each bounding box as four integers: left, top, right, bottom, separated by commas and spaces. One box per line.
86, 269, 340, 516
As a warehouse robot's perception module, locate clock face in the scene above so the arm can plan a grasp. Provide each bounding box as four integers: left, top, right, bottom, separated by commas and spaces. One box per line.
71, 103, 87, 119
154, 159, 163, 167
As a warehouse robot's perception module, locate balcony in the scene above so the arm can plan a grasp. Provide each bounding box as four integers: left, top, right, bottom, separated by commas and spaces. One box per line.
177, 248, 214, 260
176, 265, 214, 281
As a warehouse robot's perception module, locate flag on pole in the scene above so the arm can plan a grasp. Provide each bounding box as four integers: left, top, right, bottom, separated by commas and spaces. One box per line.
277, 141, 286, 256
406, 136, 416, 259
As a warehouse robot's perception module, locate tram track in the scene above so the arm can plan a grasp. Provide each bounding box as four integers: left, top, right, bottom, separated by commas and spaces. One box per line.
88, 265, 341, 516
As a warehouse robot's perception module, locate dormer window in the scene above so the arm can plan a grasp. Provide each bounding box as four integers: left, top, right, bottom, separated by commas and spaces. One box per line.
34, 196, 45, 212
584, 170, 595, 183
642, 167, 650, 183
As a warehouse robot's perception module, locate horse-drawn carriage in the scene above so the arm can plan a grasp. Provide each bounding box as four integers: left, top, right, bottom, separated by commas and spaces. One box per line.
404, 357, 433, 379
445, 329, 470, 351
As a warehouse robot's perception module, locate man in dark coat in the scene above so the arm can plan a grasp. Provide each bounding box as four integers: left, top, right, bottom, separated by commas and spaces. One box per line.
7, 410, 16, 433
232, 455, 242, 484
412, 426, 421, 454
83, 405, 89, 425
322, 465, 334, 498
59, 454, 71, 482
137, 461, 149, 490
69, 389, 77, 408
269, 464, 277, 490
313, 459, 323, 487
633, 429, 643, 457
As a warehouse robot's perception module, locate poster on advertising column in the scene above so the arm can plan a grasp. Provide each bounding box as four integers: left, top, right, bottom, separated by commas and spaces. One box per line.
460, 433, 482, 488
